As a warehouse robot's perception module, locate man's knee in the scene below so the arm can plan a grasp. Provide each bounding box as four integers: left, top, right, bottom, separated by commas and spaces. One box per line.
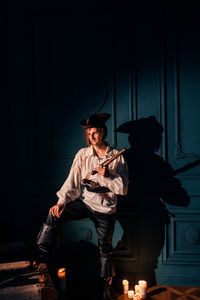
45, 212, 59, 227
99, 242, 113, 257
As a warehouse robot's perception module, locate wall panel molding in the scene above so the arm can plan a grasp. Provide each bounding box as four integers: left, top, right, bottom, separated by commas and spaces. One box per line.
162, 211, 200, 265
173, 29, 200, 161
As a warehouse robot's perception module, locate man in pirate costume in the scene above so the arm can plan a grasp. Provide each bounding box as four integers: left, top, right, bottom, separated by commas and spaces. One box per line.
36, 113, 129, 300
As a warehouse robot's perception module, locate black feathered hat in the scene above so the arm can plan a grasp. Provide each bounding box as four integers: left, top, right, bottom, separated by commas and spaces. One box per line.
80, 113, 111, 129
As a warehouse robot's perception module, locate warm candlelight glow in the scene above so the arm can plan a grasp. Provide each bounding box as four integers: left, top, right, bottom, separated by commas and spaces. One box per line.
133, 293, 140, 300
57, 268, 66, 290
138, 280, 147, 299
58, 268, 66, 278
138, 280, 147, 289
128, 290, 134, 298
122, 279, 129, 285
122, 279, 129, 294
135, 284, 139, 294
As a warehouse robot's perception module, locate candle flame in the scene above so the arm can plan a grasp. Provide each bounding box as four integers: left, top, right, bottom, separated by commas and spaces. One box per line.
58, 268, 66, 277
58, 268, 65, 273
122, 279, 129, 284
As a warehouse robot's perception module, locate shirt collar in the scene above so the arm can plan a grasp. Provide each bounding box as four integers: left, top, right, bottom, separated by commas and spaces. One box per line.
86, 144, 113, 158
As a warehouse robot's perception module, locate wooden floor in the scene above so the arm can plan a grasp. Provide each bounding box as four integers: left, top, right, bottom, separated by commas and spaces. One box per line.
117, 286, 200, 300
1, 268, 200, 300
0, 261, 200, 300
1, 242, 199, 300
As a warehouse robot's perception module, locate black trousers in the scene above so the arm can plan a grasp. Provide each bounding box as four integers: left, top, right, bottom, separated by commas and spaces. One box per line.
37, 199, 116, 278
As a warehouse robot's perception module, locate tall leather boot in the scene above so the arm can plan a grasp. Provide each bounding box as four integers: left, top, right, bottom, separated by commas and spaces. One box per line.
36, 222, 58, 262
100, 277, 115, 300
100, 256, 115, 299
36, 222, 58, 287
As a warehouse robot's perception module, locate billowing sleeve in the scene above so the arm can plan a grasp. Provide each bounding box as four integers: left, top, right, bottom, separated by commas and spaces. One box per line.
56, 149, 83, 205
97, 154, 129, 195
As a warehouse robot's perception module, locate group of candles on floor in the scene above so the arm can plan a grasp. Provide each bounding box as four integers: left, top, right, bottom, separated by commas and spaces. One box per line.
122, 279, 148, 299
57, 268, 147, 299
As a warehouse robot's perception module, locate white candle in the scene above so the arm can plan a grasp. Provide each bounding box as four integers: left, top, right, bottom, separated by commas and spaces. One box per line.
128, 290, 134, 298
135, 284, 140, 294
57, 268, 66, 290
122, 279, 129, 294
138, 280, 147, 299
133, 293, 140, 300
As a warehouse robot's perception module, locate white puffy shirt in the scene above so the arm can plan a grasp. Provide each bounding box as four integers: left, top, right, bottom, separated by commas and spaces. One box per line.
56, 145, 129, 214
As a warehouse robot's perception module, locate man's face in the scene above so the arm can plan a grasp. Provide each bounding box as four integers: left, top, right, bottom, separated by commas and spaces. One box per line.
87, 127, 102, 146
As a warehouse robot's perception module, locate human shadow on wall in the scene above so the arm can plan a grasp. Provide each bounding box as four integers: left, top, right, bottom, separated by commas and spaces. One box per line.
115, 116, 190, 287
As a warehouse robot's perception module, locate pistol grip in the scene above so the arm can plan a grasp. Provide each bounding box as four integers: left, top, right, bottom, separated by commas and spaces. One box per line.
91, 170, 97, 175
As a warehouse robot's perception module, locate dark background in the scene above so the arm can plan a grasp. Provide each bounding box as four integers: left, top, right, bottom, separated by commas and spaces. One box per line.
1, 0, 200, 287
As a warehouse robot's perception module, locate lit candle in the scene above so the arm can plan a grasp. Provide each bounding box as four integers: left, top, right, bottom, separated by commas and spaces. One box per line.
57, 268, 66, 290
133, 293, 140, 300
128, 290, 134, 298
138, 280, 147, 299
135, 284, 139, 294
122, 279, 129, 294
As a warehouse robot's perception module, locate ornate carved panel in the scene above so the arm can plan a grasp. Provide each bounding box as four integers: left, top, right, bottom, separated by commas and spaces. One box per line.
166, 12, 200, 170
60, 212, 138, 262
163, 210, 200, 265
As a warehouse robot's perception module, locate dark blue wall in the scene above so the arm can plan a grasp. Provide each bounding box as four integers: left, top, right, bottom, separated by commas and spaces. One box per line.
2, 0, 200, 286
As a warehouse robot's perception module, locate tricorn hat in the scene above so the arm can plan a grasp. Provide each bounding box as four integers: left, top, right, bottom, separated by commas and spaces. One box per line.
114, 116, 163, 134
80, 113, 111, 129
115, 116, 163, 151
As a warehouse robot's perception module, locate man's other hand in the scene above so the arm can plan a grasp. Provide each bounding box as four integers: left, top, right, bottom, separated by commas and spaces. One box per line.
49, 203, 64, 218
93, 165, 109, 177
